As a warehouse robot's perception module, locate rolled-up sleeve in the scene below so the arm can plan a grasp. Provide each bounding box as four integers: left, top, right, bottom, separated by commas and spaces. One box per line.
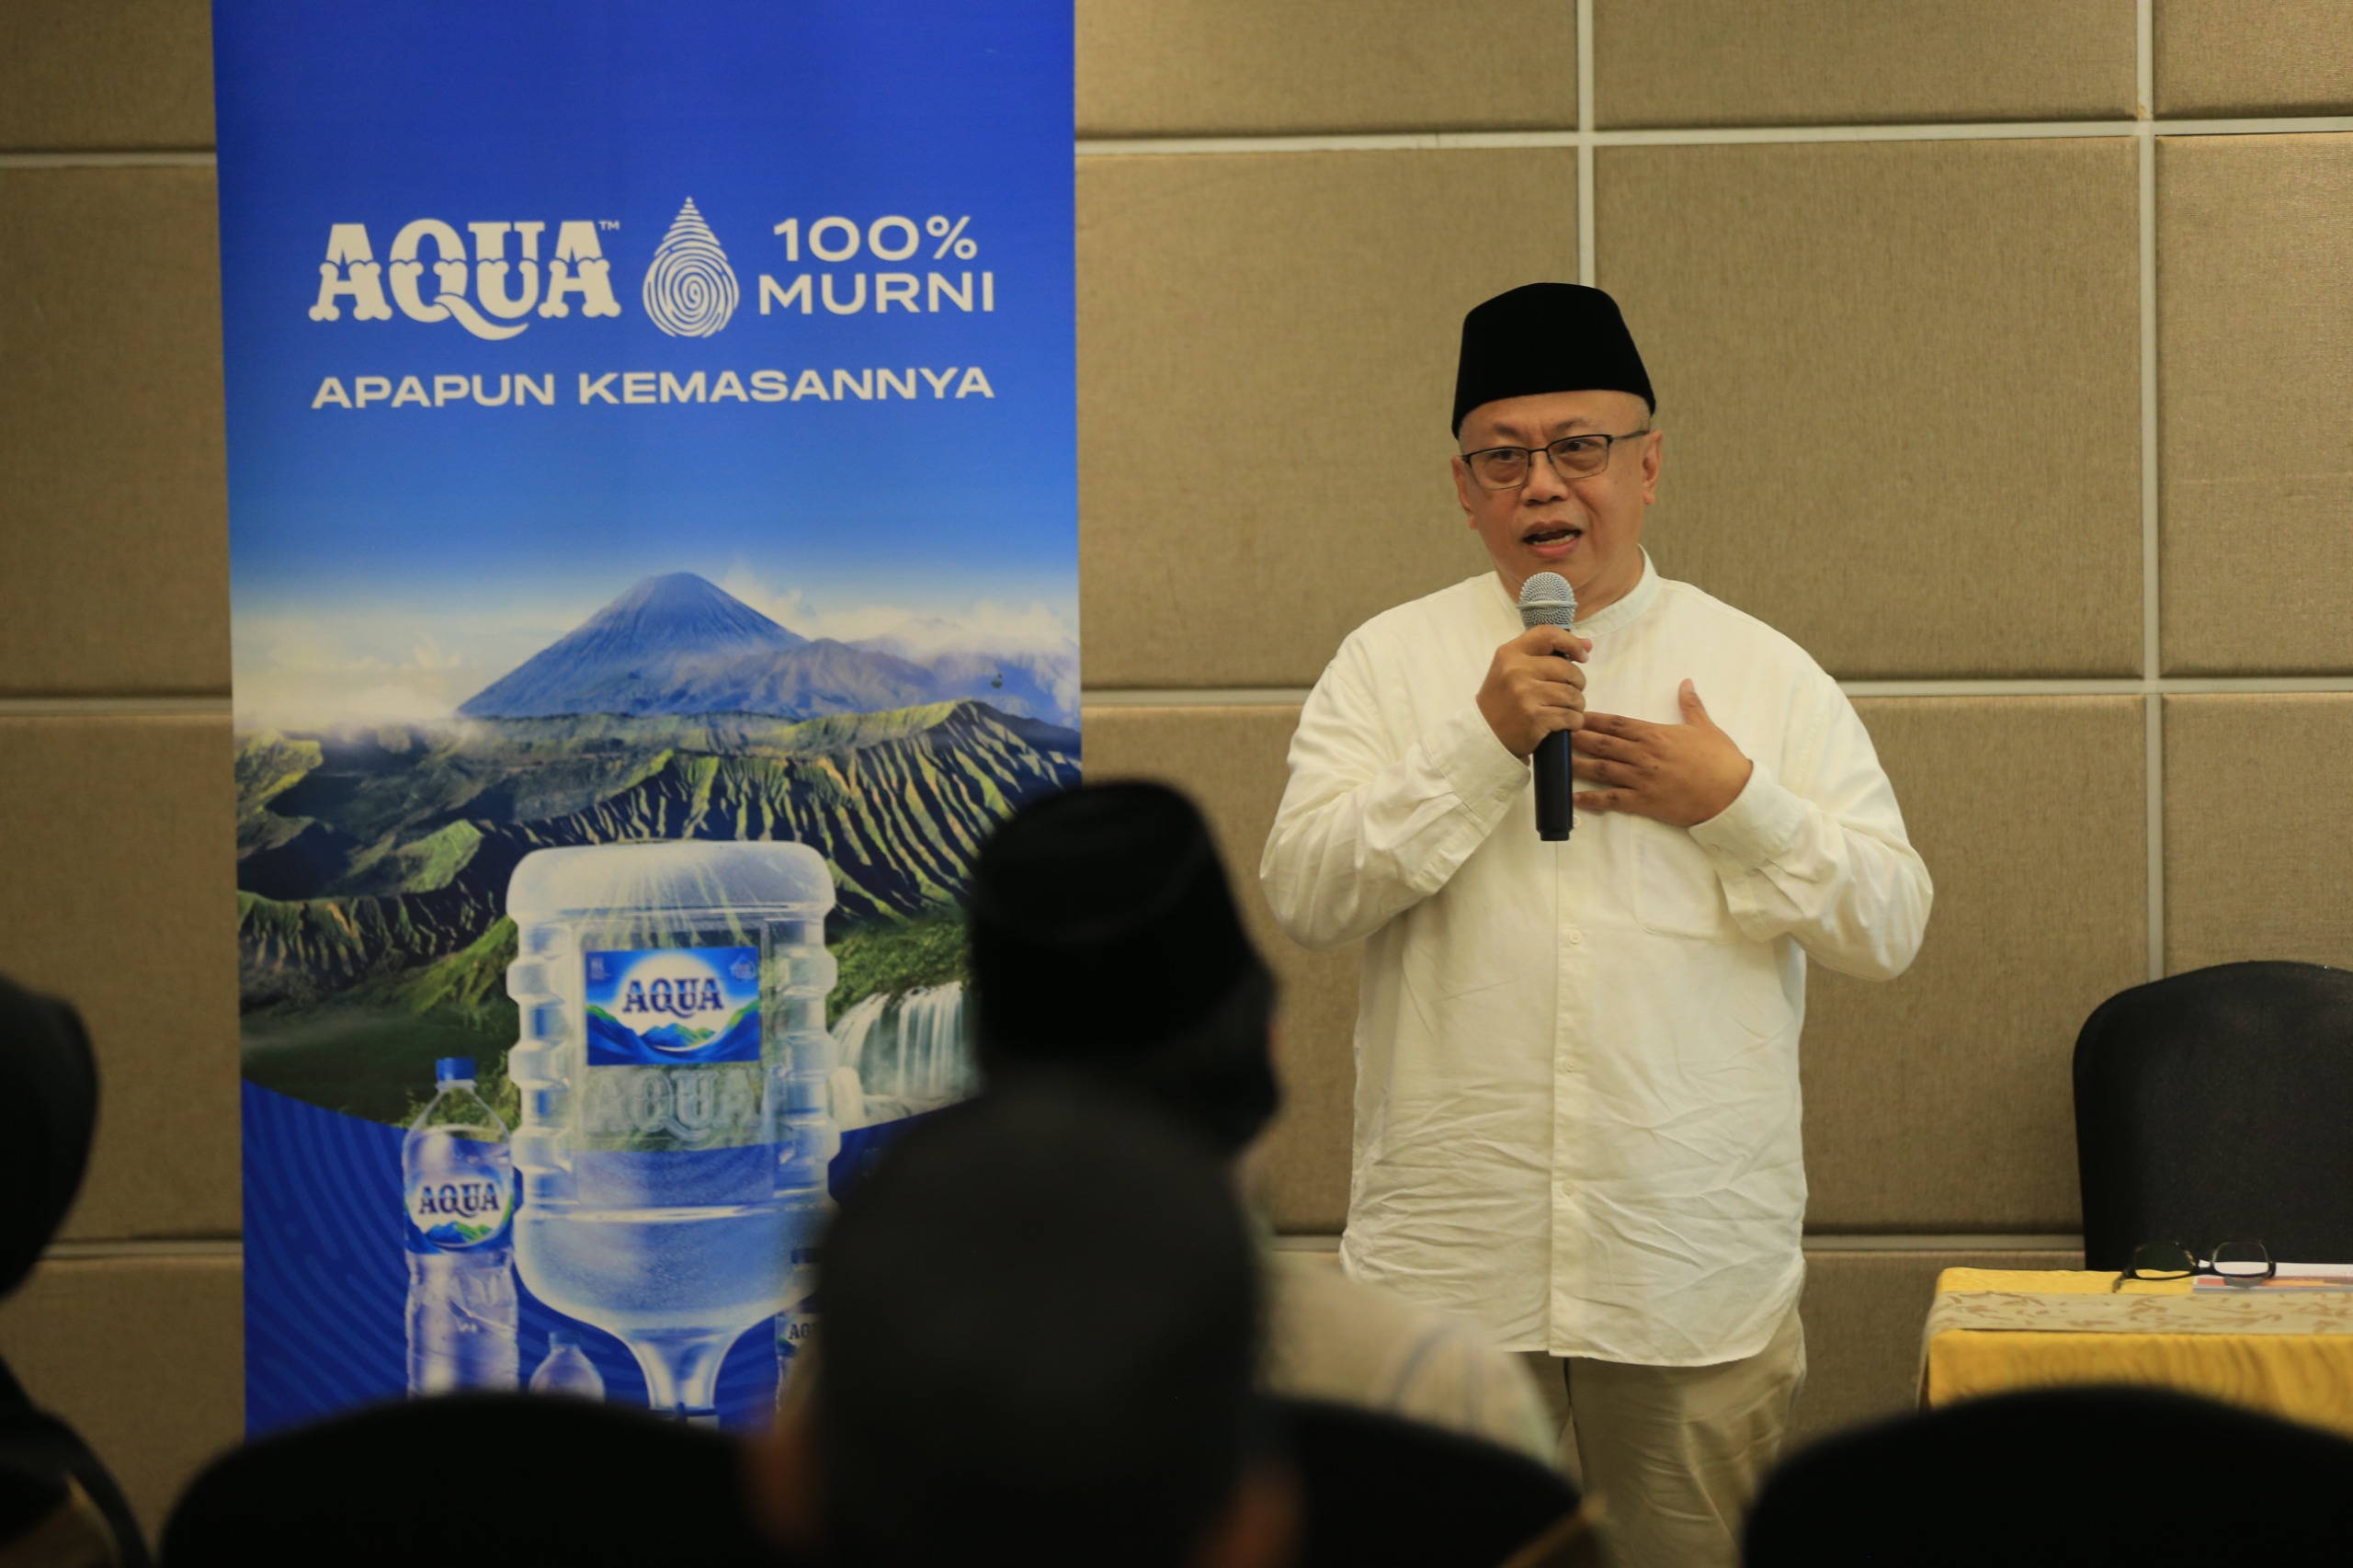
1259, 638, 1528, 952
1687, 678, 1933, 981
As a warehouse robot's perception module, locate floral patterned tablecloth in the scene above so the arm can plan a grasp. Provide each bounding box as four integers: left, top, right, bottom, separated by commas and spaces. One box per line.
1920, 1268, 2353, 1437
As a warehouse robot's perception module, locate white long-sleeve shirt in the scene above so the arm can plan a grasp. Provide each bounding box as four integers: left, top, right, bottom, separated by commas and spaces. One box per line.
1260, 554, 1930, 1366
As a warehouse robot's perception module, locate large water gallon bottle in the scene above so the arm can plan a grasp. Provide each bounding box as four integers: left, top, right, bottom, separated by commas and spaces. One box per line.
504, 842, 839, 1422
404, 1056, 519, 1394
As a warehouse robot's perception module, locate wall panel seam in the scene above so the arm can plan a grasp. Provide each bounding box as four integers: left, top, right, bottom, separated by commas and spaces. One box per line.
2136, 0, 2165, 983
0, 152, 217, 167
1575, 0, 1596, 289
1074, 118, 2353, 158
0, 698, 232, 716
1828, 678, 2353, 696
1080, 678, 2353, 709
39, 1240, 242, 1261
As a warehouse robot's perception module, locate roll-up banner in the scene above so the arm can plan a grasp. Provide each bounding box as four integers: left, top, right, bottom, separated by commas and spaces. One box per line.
213, 2, 1076, 1433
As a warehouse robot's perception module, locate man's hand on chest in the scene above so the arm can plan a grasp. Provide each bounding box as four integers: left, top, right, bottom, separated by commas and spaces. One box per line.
1570, 678, 1754, 827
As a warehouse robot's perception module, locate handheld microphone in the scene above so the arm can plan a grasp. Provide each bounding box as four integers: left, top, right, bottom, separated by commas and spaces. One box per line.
1518, 573, 1577, 843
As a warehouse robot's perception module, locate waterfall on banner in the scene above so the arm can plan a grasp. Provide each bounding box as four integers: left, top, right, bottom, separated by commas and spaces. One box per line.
828, 983, 972, 1128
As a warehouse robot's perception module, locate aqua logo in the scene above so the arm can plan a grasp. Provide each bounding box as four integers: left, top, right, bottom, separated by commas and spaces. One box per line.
414, 1179, 505, 1219
308, 220, 623, 340
407, 1175, 513, 1249
620, 976, 726, 1019
641, 199, 740, 337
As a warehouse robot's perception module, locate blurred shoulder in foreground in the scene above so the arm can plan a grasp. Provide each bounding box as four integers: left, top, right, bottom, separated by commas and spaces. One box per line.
1264, 1250, 1557, 1465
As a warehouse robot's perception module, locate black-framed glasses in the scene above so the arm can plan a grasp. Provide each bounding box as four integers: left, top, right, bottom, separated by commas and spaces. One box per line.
2109, 1238, 2274, 1291
1460, 429, 1650, 491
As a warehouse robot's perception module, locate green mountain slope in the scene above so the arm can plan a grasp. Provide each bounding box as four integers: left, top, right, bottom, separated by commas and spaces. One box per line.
236, 699, 1074, 1121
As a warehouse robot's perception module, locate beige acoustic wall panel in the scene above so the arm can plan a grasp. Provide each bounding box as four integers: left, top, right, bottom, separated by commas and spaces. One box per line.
2154, 1, 2353, 117
1597, 139, 2142, 679
0, 716, 239, 1241
1792, 1247, 2080, 1444
1594, 0, 2135, 130
1802, 698, 2146, 1233
0, 0, 215, 152
1080, 703, 1358, 1233
0, 169, 230, 695
2164, 695, 2353, 972
2158, 134, 2353, 675
0, 1256, 243, 1537
1079, 150, 1566, 689
1077, 0, 1575, 139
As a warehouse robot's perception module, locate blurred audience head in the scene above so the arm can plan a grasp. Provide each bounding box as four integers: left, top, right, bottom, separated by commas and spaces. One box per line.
1745, 1384, 2353, 1564
0, 974, 99, 1300
967, 782, 1279, 1154
754, 1084, 1289, 1568
162, 1395, 787, 1568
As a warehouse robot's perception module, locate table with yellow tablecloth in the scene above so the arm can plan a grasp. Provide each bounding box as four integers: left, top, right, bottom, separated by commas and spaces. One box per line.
1920, 1268, 2353, 1437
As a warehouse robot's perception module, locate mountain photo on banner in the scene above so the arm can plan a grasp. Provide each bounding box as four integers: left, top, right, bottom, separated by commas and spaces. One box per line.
459, 573, 1076, 728
235, 570, 1079, 1131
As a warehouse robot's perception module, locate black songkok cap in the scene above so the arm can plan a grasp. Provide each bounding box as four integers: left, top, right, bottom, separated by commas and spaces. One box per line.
1451, 281, 1655, 434
968, 782, 1278, 1153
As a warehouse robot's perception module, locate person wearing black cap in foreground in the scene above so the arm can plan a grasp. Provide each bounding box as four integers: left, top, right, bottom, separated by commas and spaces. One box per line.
0, 974, 151, 1568
961, 780, 1554, 1464
1258, 285, 1934, 1568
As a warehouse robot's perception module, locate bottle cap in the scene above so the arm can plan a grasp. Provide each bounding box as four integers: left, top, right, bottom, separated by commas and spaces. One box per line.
549, 1330, 577, 1347
434, 1057, 476, 1084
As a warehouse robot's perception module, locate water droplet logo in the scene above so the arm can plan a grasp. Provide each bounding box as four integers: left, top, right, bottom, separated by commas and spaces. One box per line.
641, 199, 739, 337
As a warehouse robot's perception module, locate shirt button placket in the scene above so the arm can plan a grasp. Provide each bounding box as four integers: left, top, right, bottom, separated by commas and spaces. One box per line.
1552, 835, 1584, 1335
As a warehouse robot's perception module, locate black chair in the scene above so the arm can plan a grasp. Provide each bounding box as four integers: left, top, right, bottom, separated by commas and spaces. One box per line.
161, 1394, 801, 1567
1745, 1385, 2353, 1563
2074, 960, 2353, 1270
1278, 1397, 1588, 1568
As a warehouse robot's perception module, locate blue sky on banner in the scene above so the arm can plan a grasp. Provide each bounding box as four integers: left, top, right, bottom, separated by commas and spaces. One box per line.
213, 1, 1074, 727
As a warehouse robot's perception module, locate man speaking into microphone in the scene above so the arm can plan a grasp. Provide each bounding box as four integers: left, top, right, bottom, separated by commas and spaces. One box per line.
1258, 283, 1931, 1568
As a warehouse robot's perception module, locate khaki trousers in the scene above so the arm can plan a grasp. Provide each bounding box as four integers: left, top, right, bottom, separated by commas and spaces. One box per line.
1519, 1305, 1805, 1568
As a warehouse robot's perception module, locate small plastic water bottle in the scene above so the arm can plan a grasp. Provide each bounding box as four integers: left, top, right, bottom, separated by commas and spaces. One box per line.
404, 1057, 519, 1394
775, 1213, 826, 1396
529, 1330, 606, 1399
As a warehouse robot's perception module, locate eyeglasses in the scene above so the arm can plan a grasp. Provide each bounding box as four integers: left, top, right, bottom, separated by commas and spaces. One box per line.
2109, 1238, 2275, 1291
1460, 429, 1649, 491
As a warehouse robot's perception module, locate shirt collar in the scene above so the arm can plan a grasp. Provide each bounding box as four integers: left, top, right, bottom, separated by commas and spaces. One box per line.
1486, 549, 1662, 640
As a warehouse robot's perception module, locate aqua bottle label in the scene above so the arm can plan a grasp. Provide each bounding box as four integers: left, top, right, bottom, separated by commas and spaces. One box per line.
585, 947, 762, 1064
404, 1163, 516, 1254
580, 945, 766, 1151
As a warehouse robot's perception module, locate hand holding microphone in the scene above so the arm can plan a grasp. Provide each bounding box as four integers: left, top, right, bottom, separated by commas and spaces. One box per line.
1476, 573, 1587, 841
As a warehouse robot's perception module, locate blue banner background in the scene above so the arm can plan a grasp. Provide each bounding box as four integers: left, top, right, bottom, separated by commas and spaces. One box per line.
217, 0, 1074, 1436
214, 0, 1074, 610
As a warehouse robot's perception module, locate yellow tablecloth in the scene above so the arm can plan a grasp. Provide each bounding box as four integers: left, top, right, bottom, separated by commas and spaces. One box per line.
1922, 1267, 2353, 1438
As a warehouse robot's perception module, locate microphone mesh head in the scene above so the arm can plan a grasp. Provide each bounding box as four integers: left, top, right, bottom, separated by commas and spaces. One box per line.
1518, 572, 1577, 631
